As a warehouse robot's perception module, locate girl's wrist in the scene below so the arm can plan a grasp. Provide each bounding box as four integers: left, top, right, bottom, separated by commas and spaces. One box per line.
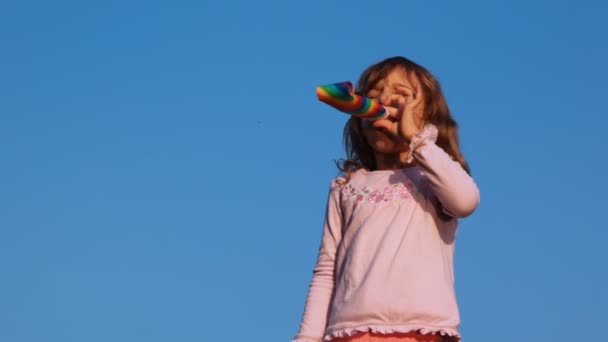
406, 124, 438, 163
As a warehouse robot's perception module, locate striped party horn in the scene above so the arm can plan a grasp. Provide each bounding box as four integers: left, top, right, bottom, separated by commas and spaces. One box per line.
316, 81, 389, 120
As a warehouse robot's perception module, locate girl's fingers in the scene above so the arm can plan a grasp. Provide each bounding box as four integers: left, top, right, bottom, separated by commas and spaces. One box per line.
397, 86, 422, 114
384, 105, 399, 120
396, 85, 423, 140
381, 94, 409, 120
394, 86, 417, 106
376, 87, 422, 138
382, 94, 404, 112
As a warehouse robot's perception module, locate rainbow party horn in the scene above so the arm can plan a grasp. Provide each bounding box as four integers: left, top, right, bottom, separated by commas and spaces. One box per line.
316, 81, 388, 120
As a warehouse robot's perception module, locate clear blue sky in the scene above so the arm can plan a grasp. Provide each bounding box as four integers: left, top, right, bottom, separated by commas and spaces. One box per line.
1, 1, 606, 341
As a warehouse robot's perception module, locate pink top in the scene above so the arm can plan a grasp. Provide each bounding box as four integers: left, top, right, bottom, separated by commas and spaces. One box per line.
292, 137, 480, 342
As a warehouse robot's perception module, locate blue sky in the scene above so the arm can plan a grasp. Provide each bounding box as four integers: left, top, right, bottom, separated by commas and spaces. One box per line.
1, 1, 607, 341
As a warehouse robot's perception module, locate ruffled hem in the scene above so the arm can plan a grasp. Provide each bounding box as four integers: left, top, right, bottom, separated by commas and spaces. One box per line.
324, 324, 461, 341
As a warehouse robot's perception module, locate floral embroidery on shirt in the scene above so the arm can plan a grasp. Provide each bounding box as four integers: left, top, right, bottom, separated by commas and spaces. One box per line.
340, 182, 425, 204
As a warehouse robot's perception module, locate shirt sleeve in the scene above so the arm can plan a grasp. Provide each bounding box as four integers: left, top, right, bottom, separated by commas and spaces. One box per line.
292, 180, 343, 342
412, 141, 480, 218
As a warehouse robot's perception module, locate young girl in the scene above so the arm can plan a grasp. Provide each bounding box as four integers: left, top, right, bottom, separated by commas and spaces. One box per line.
292, 56, 480, 342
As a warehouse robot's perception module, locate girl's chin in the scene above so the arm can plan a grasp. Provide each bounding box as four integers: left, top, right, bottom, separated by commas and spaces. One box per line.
363, 129, 408, 153
371, 140, 408, 154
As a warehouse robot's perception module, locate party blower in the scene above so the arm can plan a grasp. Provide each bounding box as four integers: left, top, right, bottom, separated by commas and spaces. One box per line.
316, 81, 389, 120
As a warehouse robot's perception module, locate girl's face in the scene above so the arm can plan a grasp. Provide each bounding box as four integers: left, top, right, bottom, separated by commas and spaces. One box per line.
361, 67, 424, 154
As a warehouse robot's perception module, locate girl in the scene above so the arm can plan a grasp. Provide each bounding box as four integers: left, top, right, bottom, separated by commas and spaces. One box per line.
292, 56, 480, 342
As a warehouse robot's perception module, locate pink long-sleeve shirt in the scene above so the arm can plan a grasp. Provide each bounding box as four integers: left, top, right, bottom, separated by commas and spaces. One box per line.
292, 140, 480, 342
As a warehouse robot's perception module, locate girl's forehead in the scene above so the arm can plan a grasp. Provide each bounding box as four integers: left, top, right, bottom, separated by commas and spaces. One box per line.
359, 65, 421, 93
368, 66, 420, 87
374, 67, 419, 87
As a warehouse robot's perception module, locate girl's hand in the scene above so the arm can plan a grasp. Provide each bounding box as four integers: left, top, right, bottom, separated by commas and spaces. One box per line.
372, 85, 424, 142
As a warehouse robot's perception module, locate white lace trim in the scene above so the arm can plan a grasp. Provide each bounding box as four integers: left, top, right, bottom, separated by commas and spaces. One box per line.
407, 124, 438, 163
324, 323, 461, 341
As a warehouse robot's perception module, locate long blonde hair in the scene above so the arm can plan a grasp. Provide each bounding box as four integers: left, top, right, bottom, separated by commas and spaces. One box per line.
337, 56, 471, 179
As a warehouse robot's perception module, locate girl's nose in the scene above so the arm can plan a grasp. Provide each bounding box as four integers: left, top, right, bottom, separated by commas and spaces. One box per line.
378, 89, 391, 105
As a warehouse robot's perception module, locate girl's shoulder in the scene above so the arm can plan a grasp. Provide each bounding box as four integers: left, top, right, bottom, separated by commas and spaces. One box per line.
330, 175, 348, 190
329, 168, 371, 190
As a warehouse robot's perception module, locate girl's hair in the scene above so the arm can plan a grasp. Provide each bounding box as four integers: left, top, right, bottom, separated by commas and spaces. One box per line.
337, 56, 471, 179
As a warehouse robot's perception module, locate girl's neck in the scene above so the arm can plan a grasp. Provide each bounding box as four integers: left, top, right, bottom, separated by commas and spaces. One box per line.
374, 151, 416, 170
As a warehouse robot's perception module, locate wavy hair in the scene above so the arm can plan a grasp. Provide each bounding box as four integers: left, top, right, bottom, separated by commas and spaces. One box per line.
337, 56, 471, 180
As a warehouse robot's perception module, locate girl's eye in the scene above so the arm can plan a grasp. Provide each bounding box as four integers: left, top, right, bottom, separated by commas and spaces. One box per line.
368, 90, 381, 99
392, 87, 408, 96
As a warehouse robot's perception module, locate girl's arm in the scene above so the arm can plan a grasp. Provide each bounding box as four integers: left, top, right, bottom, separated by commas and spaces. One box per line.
411, 128, 480, 218
292, 181, 343, 342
